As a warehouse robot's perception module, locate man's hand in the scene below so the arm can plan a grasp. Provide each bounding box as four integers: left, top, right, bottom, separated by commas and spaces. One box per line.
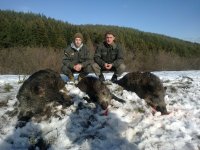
74, 64, 82, 71
104, 63, 112, 70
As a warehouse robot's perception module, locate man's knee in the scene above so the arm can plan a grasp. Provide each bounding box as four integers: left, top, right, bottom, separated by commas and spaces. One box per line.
116, 63, 126, 75
61, 65, 71, 75
92, 63, 101, 69
83, 64, 94, 73
92, 63, 101, 75
119, 63, 126, 71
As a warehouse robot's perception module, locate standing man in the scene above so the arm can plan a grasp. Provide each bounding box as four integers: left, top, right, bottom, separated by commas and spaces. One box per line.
61, 32, 93, 82
92, 31, 126, 82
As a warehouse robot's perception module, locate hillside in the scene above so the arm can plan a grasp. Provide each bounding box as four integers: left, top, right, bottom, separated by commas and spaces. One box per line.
0, 10, 200, 73
1, 10, 200, 56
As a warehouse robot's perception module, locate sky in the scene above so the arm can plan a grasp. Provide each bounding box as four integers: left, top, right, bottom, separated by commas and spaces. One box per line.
0, 0, 200, 43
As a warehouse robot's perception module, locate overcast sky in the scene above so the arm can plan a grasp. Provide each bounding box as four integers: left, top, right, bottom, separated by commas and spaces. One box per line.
0, 0, 200, 43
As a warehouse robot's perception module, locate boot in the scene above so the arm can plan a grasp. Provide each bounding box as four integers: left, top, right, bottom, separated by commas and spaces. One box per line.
68, 74, 75, 83
78, 75, 83, 82
78, 72, 87, 82
111, 74, 117, 82
99, 73, 105, 82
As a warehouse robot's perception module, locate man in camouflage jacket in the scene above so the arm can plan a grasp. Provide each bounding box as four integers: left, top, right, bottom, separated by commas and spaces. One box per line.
92, 31, 126, 82
61, 33, 93, 82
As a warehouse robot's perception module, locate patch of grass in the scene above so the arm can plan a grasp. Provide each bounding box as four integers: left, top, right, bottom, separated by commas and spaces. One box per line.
169, 86, 177, 93
130, 101, 136, 104
136, 107, 145, 113
0, 101, 8, 107
29, 134, 37, 145
18, 75, 27, 84
4, 83, 13, 92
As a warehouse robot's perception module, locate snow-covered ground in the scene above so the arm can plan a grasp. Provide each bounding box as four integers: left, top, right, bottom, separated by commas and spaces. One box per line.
0, 71, 200, 150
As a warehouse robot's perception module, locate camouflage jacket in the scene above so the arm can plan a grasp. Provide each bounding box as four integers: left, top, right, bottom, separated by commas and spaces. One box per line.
62, 44, 91, 69
94, 42, 124, 68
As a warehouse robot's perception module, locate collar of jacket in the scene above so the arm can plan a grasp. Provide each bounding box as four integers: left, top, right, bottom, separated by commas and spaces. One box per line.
103, 41, 117, 49
71, 42, 83, 51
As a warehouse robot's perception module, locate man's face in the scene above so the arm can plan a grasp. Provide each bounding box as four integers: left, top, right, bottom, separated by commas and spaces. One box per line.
74, 38, 82, 48
105, 34, 115, 45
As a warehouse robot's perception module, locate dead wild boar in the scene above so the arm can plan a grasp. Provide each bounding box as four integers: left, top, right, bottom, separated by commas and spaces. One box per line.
16, 69, 72, 122
77, 76, 125, 111
115, 72, 168, 115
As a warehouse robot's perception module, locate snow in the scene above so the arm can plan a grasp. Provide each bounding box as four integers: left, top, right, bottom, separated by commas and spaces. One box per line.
0, 71, 200, 150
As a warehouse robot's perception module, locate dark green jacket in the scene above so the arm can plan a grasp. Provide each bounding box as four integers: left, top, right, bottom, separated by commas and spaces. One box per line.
62, 44, 91, 69
94, 42, 124, 68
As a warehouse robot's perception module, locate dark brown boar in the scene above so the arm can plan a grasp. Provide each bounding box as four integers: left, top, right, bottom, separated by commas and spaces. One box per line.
16, 69, 72, 122
77, 76, 112, 110
115, 72, 168, 115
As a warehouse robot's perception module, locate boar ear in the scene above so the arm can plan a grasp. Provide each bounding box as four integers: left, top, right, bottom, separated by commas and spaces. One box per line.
77, 81, 87, 92
37, 86, 45, 97
147, 81, 156, 89
33, 84, 45, 97
149, 81, 155, 87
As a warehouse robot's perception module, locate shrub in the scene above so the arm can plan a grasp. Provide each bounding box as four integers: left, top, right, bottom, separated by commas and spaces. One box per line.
4, 83, 13, 92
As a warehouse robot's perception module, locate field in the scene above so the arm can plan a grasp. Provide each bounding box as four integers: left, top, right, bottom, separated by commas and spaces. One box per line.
0, 71, 200, 150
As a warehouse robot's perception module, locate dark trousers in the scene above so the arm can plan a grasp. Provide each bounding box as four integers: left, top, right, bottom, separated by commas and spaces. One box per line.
61, 64, 93, 78
92, 63, 126, 77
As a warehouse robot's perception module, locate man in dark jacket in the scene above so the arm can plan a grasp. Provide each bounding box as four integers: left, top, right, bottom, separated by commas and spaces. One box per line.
92, 31, 126, 82
61, 33, 93, 82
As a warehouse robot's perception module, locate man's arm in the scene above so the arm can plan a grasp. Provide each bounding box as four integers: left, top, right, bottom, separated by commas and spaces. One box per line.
113, 44, 124, 67
80, 46, 93, 68
94, 45, 106, 67
62, 47, 76, 69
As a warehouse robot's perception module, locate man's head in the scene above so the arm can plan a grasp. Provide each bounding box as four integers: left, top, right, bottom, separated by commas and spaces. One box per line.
105, 31, 115, 45
74, 33, 83, 48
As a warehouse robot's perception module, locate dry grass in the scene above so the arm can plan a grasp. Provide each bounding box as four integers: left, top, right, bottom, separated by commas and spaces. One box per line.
0, 47, 199, 74
0, 47, 63, 74
126, 50, 200, 72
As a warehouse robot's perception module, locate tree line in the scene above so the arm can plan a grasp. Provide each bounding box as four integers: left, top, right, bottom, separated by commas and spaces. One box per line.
1, 10, 200, 56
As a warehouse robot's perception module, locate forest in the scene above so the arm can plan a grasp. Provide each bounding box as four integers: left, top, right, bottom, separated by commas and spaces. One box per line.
0, 10, 200, 74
